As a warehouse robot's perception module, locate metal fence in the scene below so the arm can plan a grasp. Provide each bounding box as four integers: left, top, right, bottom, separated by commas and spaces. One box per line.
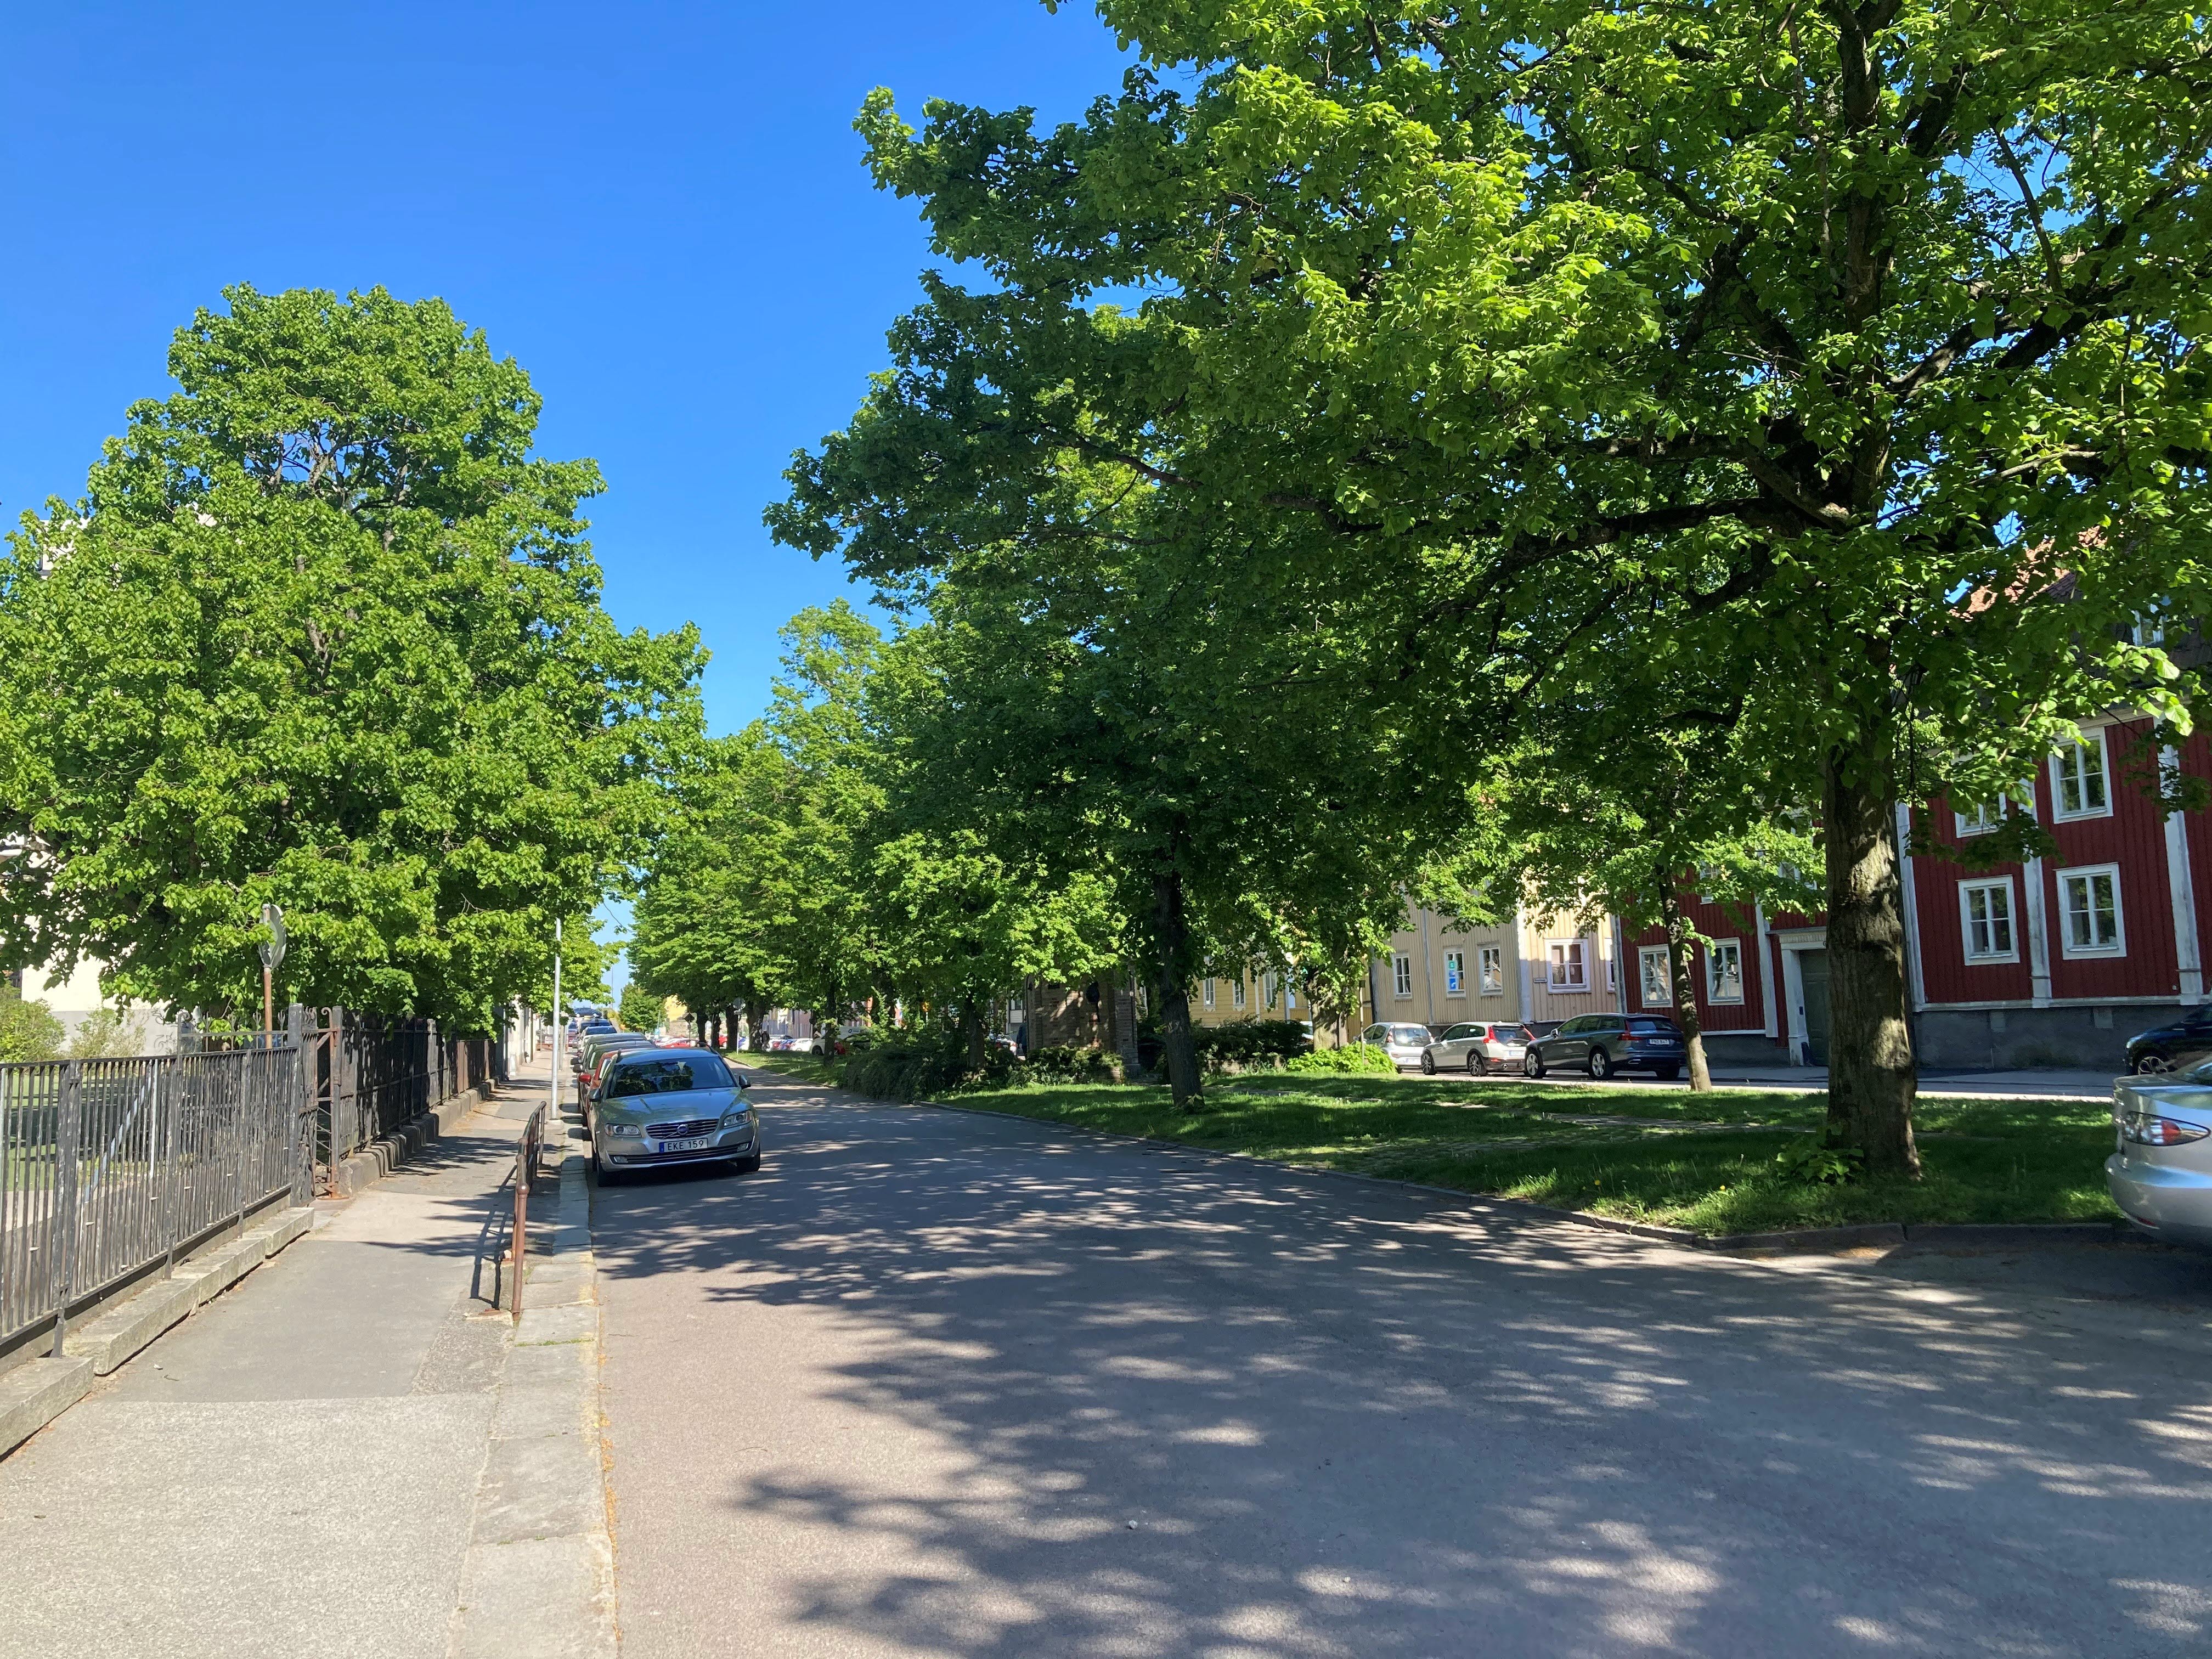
309, 1010, 502, 1171
0, 1044, 308, 1353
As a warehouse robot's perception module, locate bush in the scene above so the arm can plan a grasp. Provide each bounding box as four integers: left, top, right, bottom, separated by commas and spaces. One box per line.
1018, 1045, 1124, 1085
837, 1030, 1015, 1101
1192, 1020, 1312, 1073
1284, 1042, 1397, 1076
0, 986, 64, 1063
67, 1005, 155, 1059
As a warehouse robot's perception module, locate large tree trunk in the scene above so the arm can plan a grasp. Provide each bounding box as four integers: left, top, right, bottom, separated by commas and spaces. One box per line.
957, 996, 986, 1066
1151, 870, 1203, 1109
1658, 892, 1714, 1093
1822, 749, 1922, 1177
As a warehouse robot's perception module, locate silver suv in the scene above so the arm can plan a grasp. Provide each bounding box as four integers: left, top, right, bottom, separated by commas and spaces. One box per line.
591, 1048, 763, 1181
1421, 1021, 1533, 1076
2108, 1063, 2212, 1248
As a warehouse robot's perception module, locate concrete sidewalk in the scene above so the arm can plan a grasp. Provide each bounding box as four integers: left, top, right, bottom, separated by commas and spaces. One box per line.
0, 1077, 611, 1659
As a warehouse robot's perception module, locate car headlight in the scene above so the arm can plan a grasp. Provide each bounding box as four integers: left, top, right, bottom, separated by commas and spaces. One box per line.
605, 1121, 644, 1139
720, 1109, 753, 1130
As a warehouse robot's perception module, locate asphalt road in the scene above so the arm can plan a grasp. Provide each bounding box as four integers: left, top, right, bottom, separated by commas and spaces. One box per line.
593, 1072, 2212, 1658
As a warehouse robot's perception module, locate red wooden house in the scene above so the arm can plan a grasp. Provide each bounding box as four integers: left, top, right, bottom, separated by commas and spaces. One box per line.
1620, 717, 2209, 1070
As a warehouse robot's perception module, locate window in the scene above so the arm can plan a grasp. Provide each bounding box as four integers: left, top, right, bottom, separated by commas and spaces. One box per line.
1638, 946, 1672, 1006
1392, 954, 1413, 998
1959, 879, 2017, 962
2057, 864, 2125, 956
1444, 950, 1465, 996
1705, 939, 1745, 1003
1263, 972, 1278, 1011
1232, 977, 1246, 1009
1201, 978, 1215, 1010
2051, 733, 2111, 820
1956, 787, 2032, 837
1284, 979, 1298, 1012
1479, 946, 1504, 995
1605, 955, 1618, 992
1547, 940, 1587, 991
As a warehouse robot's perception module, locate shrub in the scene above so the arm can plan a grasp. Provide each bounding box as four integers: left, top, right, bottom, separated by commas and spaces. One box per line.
1776, 1138, 1865, 1186
837, 1030, 1014, 1101
1018, 1045, 1124, 1085
1284, 1042, 1397, 1076
1192, 1020, 1312, 1073
0, 986, 64, 1063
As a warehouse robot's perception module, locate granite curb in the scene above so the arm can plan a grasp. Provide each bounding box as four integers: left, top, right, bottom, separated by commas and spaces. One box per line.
908, 1096, 2131, 1259
447, 1114, 614, 1658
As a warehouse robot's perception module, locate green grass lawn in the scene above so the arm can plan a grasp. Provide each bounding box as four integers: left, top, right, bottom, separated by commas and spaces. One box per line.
888, 1071, 2121, 1237
748, 1051, 839, 1086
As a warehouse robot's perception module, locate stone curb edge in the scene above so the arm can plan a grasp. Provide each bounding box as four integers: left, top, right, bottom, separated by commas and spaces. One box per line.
902, 1096, 2133, 1257
0, 1202, 315, 1459
445, 1108, 616, 1658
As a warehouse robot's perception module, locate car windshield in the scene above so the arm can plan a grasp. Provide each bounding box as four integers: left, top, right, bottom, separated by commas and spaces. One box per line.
606, 1056, 734, 1097
1627, 1018, 1681, 1034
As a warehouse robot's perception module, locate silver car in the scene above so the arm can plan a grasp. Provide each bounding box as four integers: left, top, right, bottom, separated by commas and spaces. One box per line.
1420, 1020, 1533, 1076
1360, 1022, 1437, 1070
592, 1048, 764, 1181
2108, 1064, 2212, 1248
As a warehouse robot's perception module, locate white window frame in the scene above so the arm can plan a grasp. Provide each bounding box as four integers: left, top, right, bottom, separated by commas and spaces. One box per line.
1478, 946, 1504, 995
1201, 977, 1215, 1009
2050, 733, 2112, 822
1956, 785, 2034, 838
1262, 972, 1278, 1011
1284, 978, 1297, 1012
1638, 946, 1673, 1006
1231, 977, 1246, 1009
1705, 939, 1746, 1004
1546, 939, 1588, 992
1443, 949, 1465, 997
1959, 877, 2019, 963
1391, 954, 1413, 998
2056, 863, 2126, 958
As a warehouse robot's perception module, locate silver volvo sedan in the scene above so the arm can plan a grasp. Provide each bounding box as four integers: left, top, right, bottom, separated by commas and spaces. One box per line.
591, 1048, 763, 1181
2107, 1062, 2212, 1249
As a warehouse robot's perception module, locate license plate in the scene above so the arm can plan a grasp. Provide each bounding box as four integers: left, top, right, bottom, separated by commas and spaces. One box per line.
652, 1136, 711, 1153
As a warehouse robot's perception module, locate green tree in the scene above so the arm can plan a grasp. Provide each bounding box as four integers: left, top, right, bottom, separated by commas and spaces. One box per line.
0, 286, 703, 1032
839, 3, 2209, 1169
618, 983, 667, 1033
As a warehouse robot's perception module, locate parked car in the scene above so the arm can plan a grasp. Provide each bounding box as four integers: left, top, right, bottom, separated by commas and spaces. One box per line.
591, 1048, 763, 1181
2107, 1062, 2212, 1248
577, 1032, 653, 1093
1523, 1014, 1687, 1081
1421, 1021, 1534, 1076
2125, 1005, 2212, 1074
1361, 1022, 1440, 1069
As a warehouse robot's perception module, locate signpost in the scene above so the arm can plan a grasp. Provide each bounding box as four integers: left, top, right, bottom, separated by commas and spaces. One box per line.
551, 918, 563, 1113
259, 903, 286, 1044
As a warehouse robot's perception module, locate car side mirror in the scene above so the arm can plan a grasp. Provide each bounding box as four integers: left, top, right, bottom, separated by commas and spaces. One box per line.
736, 1071, 751, 1091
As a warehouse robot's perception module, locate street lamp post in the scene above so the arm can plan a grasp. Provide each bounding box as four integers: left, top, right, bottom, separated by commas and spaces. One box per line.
551, 918, 563, 1114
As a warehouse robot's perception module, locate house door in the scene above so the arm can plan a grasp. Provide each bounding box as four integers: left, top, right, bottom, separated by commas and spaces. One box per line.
1798, 950, 1832, 1066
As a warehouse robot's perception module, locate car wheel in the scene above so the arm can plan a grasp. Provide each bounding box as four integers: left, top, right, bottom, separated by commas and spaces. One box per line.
1654, 1065, 1680, 1082
2135, 1052, 2176, 1074
592, 1144, 622, 1186
1468, 1052, 1487, 1076
1588, 1048, 1613, 1080
731, 1153, 761, 1173
1420, 1051, 1437, 1075
1524, 1049, 1545, 1078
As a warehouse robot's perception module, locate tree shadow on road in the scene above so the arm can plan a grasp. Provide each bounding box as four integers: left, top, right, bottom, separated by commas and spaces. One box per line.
593, 1082, 2212, 1657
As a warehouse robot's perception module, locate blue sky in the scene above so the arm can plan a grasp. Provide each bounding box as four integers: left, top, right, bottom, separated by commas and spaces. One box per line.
1, 1, 1135, 995
0, 0, 1133, 735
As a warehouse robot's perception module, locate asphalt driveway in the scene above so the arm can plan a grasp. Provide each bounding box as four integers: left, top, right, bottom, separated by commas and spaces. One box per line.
592, 1071, 2212, 1658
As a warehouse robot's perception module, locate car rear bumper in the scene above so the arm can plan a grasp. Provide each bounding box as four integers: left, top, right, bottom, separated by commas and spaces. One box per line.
2106, 1152, 2212, 1248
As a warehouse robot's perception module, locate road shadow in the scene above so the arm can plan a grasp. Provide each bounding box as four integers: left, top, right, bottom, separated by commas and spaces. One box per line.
594, 1076, 2212, 1657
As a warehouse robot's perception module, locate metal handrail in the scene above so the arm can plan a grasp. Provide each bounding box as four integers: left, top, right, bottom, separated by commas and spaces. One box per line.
509, 1106, 545, 1322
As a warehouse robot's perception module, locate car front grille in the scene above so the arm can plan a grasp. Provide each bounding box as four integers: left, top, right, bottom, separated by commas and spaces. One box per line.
645, 1119, 720, 1139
